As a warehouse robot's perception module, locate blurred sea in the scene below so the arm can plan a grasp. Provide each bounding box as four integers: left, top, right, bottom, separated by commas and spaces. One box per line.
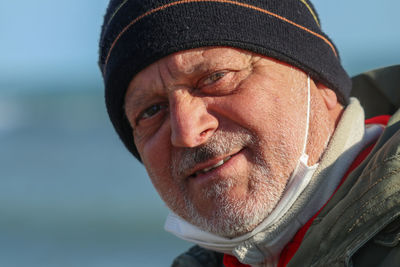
0, 81, 191, 267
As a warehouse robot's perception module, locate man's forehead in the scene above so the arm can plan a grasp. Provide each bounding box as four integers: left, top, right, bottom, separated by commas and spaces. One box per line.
125, 47, 254, 99
158, 47, 253, 76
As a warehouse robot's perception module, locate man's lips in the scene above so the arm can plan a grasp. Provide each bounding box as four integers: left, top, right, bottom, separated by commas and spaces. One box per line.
187, 150, 242, 178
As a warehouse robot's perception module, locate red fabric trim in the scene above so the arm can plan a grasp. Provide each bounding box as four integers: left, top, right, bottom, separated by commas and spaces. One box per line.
365, 115, 390, 126
224, 115, 390, 267
223, 254, 251, 267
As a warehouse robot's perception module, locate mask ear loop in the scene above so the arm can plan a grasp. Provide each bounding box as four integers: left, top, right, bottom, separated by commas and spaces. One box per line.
300, 75, 311, 165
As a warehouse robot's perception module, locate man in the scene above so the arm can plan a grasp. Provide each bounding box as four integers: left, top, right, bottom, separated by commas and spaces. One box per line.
98, 0, 400, 266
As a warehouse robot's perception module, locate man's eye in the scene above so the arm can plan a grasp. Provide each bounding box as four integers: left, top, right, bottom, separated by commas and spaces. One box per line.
201, 72, 226, 86
137, 103, 167, 122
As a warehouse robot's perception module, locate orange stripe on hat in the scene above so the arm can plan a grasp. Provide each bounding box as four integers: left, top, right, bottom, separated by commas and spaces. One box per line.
299, 0, 320, 27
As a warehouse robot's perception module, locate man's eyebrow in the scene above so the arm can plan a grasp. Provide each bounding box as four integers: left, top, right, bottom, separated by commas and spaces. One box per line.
186, 62, 211, 74
189, 61, 223, 75
124, 86, 154, 115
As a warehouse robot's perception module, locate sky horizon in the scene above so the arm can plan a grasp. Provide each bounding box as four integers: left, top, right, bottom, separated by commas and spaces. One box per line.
1, 0, 399, 92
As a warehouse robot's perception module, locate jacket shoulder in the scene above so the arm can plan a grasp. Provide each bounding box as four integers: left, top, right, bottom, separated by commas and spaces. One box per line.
289, 114, 400, 266
171, 245, 224, 267
351, 65, 400, 118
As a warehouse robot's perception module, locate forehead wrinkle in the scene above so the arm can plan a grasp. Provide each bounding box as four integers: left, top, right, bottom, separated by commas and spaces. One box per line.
161, 48, 247, 89
168, 50, 206, 74
162, 60, 209, 90
161, 48, 255, 89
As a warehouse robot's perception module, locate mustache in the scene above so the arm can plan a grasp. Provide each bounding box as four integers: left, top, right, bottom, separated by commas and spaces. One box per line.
172, 129, 255, 178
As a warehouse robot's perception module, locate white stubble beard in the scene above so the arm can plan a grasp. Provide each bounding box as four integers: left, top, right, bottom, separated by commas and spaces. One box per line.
166, 129, 289, 238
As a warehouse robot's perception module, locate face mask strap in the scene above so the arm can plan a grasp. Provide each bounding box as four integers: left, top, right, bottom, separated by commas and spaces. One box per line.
300, 75, 311, 164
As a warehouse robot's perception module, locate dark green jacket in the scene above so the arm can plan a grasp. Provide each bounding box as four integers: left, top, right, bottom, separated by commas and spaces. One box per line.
172, 65, 400, 267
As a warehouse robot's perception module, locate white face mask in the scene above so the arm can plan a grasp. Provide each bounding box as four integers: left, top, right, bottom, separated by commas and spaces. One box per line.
261, 75, 318, 235
165, 75, 319, 255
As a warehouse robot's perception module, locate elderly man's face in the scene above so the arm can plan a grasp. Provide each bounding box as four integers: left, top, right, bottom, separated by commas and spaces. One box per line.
124, 47, 335, 237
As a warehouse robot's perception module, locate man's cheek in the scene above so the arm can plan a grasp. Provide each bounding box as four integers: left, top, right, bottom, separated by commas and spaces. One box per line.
141, 136, 170, 168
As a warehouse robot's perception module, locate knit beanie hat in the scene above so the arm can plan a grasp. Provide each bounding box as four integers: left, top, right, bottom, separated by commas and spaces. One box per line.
99, 0, 352, 160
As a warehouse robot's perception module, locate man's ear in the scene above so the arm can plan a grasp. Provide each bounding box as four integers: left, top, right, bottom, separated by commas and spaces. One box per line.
316, 82, 338, 110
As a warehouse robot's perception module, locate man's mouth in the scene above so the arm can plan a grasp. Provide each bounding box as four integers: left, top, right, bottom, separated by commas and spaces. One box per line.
191, 155, 233, 178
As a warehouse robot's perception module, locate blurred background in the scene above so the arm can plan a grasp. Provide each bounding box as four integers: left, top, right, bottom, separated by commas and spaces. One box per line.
0, 1, 399, 266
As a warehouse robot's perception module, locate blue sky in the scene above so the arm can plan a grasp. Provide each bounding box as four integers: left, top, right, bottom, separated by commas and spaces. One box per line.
0, 0, 109, 86
1, 0, 399, 90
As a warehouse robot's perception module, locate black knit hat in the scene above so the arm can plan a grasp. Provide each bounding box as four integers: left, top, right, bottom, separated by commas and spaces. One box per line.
99, 0, 352, 160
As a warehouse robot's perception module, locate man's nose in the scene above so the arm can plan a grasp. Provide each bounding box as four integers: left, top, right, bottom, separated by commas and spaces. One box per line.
169, 91, 218, 148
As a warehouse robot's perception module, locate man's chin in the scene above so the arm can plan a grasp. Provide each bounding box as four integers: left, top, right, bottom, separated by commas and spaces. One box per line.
193, 209, 266, 238
183, 193, 273, 238
176, 162, 286, 237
